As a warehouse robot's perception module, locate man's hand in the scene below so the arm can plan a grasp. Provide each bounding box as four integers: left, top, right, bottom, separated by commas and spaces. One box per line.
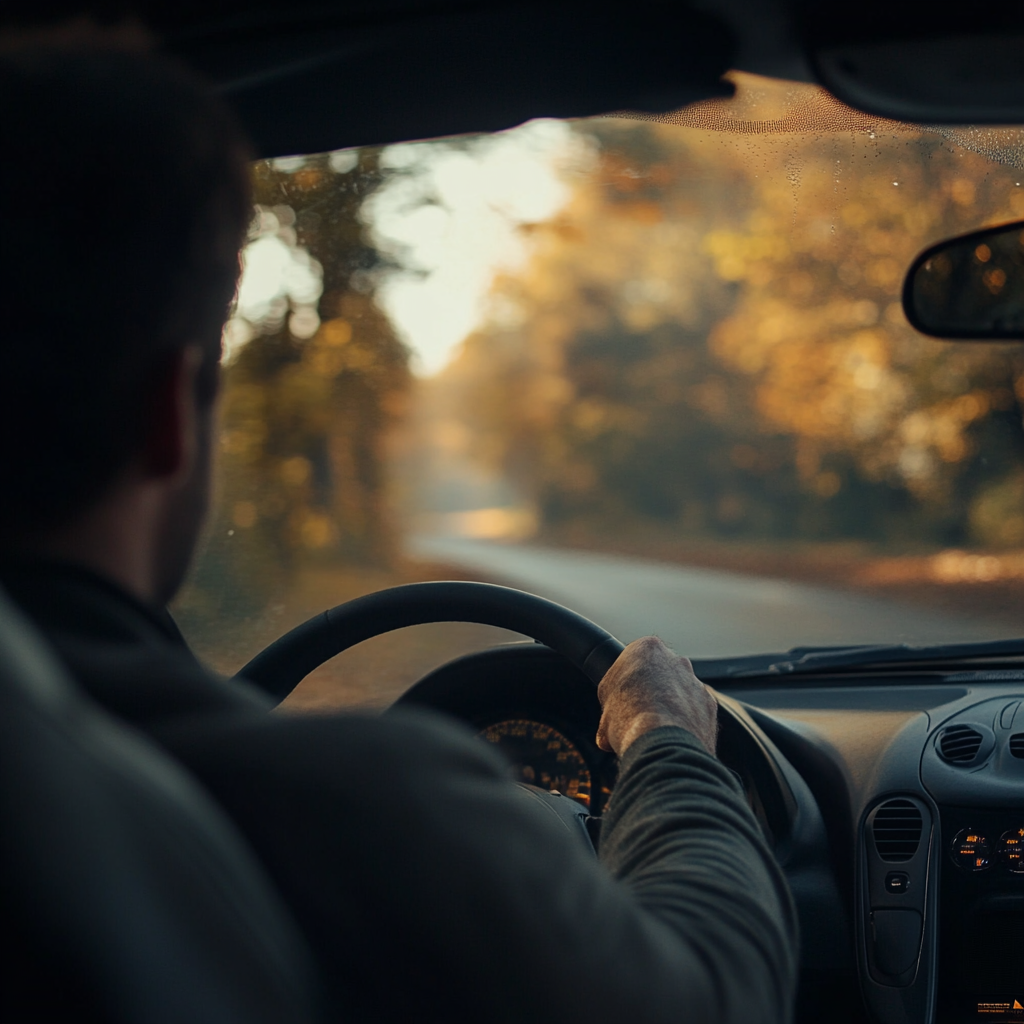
596, 636, 718, 757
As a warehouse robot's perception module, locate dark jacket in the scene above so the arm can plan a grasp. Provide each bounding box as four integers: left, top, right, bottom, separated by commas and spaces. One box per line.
3, 562, 798, 1024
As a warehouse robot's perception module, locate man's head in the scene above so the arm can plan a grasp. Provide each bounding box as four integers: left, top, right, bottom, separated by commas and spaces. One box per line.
0, 44, 251, 601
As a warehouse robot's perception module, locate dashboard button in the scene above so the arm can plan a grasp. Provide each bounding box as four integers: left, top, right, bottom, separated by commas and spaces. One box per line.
998, 828, 1024, 873
885, 871, 910, 894
951, 829, 991, 871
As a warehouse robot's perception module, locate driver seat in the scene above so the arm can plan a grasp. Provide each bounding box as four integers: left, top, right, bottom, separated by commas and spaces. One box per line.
0, 585, 319, 1023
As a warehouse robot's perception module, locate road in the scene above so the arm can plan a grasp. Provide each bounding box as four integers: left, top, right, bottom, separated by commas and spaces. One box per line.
408, 536, 1011, 658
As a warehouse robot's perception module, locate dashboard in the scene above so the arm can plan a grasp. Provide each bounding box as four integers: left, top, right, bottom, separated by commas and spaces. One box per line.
732, 675, 1024, 1024
396, 643, 1024, 1024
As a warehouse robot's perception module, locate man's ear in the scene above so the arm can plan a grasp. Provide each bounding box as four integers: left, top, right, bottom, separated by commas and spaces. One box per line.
141, 346, 204, 482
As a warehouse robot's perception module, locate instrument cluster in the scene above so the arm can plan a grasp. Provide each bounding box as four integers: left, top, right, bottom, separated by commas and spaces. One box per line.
479, 718, 594, 808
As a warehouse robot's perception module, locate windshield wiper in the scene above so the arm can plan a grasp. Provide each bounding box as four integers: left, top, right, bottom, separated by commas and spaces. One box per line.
694, 636, 1024, 680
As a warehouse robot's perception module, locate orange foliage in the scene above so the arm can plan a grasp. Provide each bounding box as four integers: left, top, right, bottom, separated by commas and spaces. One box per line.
426, 75, 1024, 546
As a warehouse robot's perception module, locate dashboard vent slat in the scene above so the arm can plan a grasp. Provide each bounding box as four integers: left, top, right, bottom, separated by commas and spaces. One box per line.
872, 799, 923, 863
1010, 734, 1024, 759
938, 724, 984, 765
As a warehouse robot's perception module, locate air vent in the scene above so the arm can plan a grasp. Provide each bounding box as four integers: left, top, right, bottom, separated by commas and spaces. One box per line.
1010, 734, 1024, 759
938, 724, 984, 765
872, 799, 924, 863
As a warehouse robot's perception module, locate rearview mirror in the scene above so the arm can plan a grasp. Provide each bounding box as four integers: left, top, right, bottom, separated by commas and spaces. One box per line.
903, 220, 1024, 340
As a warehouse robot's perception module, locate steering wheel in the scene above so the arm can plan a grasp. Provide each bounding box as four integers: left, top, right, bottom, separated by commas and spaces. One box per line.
238, 581, 626, 704
238, 580, 798, 852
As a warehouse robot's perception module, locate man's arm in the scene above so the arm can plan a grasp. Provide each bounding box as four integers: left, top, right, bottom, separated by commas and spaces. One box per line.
160, 643, 797, 1024
593, 635, 798, 1019
595, 726, 798, 1022
387, 636, 797, 1023
360, 695, 797, 1024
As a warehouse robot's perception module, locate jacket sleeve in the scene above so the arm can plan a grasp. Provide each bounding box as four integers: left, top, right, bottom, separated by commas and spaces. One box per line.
158, 710, 798, 1024
595, 726, 799, 1023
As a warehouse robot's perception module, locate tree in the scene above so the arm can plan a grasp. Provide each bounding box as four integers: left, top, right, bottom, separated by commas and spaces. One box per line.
178, 150, 410, 633
425, 76, 1024, 549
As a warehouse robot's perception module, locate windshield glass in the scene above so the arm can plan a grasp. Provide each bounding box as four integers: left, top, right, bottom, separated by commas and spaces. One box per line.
173, 72, 1024, 706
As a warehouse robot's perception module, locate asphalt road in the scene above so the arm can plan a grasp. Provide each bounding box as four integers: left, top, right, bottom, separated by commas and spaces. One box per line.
409, 536, 1012, 658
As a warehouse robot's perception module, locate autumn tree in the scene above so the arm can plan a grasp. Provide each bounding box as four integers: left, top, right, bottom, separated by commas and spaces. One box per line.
179, 150, 410, 629
427, 75, 1024, 549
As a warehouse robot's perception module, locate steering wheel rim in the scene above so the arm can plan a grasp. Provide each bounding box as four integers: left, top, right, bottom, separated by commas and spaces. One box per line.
237, 581, 626, 704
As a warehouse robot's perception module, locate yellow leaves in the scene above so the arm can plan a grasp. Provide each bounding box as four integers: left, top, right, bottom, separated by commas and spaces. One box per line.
848, 300, 879, 326
787, 272, 815, 300
951, 391, 989, 423
969, 473, 1024, 547
713, 296, 916, 465
864, 257, 901, 290
948, 178, 976, 206
841, 202, 870, 229
309, 347, 347, 377
571, 400, 606, 436
895, 392, 987, 475
571, 399, 646, 439
902, 203, 934, 236
290, 508, 337, 550
280, 456, 312, 486
319, 318, 352, 346
292, 167, 323, 192
434, 95, 1024, 533
298, 318, 385, 380
219, 382, 269, 463
897, 410, 930, 446
703, 229, 789, 282
619, 201, 663, 224
891, 391, 989, 491
336, 343, 377, 371
837, 261, 861, 286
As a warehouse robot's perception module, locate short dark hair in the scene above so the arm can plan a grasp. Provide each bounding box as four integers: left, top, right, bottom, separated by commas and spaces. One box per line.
0, 46, 251, 537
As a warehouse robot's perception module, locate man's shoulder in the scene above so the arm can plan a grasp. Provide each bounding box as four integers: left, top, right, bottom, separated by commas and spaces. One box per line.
164, 704, 508, 784
0, 560, 273, 728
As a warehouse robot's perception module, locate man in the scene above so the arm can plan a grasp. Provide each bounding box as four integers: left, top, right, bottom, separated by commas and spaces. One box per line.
0, 42, 798, 1023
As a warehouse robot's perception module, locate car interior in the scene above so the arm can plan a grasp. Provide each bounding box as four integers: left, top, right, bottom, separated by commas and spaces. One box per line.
7, 3, 1024, 1023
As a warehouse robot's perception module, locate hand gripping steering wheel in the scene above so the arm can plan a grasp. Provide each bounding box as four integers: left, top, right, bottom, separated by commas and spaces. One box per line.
237, 580, 798, 856
237, 581, 626, 704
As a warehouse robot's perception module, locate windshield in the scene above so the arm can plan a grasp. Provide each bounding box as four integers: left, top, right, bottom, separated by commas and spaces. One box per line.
173, 72, 1024, 706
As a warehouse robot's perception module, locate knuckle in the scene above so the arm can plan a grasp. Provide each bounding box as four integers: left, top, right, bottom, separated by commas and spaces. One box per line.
631, 635, 661, 653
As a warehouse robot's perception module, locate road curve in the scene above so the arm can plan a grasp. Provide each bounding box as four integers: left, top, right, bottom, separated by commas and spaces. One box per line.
408, 535, 1010, 658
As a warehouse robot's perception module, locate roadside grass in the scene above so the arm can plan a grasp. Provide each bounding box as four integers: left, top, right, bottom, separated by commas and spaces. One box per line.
541, 523, 1024, 636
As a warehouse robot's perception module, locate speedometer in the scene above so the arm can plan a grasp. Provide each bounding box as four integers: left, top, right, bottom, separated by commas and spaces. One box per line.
479, 719, 592, 808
